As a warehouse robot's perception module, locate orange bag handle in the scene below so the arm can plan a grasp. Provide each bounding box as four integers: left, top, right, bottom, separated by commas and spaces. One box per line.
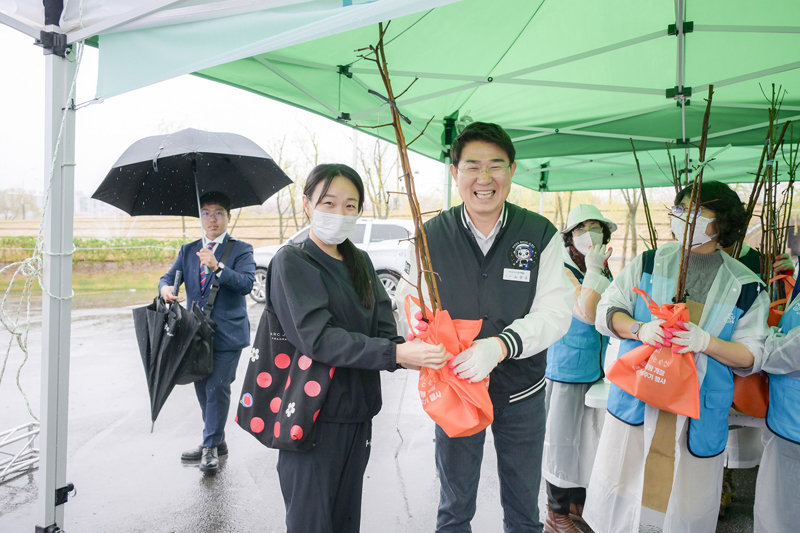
404, 294, 433, 343
632, 287, 687, 329
767, 273, 797, 320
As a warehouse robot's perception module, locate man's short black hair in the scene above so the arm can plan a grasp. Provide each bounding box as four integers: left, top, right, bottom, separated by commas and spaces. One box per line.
450, 122, 516, 167
199, 191, 232, 213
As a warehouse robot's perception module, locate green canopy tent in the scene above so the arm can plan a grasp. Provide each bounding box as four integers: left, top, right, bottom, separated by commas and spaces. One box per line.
96, 0, 800, 192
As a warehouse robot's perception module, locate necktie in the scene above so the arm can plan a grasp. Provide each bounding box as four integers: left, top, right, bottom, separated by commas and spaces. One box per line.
199, 242, 215, 293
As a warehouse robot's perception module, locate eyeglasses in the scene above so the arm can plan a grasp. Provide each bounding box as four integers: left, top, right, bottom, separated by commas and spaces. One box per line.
669, 205, 710, 219
457, 164, 511, 179
201, 210, 227, 219
573, 226, 603, 236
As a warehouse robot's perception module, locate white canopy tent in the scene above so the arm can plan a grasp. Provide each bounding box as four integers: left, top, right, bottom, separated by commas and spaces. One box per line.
0, 1, 454, 531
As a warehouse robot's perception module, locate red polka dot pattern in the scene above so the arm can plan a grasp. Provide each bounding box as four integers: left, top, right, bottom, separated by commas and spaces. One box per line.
290, 426, 303, 440
274, 353, 291, 369
256, 372, 272, 388
250, 417, 265, 433
270, 397, 281, 413
298, 355, 312, 370
304, 380, 321, 397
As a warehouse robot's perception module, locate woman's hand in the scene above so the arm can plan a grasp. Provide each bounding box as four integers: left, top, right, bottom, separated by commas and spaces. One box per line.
773, 253, 795, 276
585, 244, 612, 273
396, 338, 449, 369
638, 319, 667, 348
671, 322, 711, 354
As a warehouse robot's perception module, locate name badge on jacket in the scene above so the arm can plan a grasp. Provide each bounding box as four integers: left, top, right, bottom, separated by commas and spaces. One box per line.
503, 268, 531, 282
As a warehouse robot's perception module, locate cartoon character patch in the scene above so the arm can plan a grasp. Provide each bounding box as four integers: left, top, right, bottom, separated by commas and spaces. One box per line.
510, 241, 538, 270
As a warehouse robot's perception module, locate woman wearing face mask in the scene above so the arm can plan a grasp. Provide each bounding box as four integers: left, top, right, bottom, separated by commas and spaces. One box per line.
265, 164, 448, 533
583, 181, 770, 533
542, 205, 616, 533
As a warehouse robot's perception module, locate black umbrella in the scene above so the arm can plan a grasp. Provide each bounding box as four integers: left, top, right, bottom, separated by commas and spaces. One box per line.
92, 128, 292, 216
132, 295, 216, 428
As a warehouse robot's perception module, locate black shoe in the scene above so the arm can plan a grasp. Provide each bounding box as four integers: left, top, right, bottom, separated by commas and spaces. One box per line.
181, 440, 228, 462
199, 446, 219, 473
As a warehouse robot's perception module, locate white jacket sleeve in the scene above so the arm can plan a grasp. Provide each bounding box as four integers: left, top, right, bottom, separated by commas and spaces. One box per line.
498, 233, 573, 359
756, 323, 800, 376
595, 252, 644, 339
729, 289, 771, 376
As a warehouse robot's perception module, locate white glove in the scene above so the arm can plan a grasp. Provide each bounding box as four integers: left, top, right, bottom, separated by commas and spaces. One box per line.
585, 244, 612, 273
450, 338, 503, 383
671, 322, 711, 354
637, 319, 667, 348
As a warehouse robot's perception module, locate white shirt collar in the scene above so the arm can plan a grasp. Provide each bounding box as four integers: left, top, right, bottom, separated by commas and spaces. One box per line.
203, 232, 227, 247
463, 205, 505, 255
463, 205, 505, 241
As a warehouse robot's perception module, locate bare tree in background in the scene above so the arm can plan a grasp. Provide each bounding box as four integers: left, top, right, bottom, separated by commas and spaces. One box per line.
553, 191, 572, 230
0, 189, 40, 220
359, 138, 396, 218
620, 189, 641, 267
271, 136, 302, 241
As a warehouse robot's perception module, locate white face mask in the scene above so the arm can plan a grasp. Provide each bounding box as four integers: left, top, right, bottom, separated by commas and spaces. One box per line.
573, 230, 604, 255
311, 209, 359, 245
671, 214, 717, 249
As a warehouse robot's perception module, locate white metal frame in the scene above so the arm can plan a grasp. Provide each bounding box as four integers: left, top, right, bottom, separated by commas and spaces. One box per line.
36, 38, 77, 531
0, 422, 40, 482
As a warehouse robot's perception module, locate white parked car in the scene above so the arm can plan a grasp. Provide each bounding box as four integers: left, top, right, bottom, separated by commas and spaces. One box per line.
249, 218, 415, 303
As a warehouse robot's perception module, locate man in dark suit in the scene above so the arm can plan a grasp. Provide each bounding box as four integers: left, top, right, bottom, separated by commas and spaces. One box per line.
159, 192, 256, 473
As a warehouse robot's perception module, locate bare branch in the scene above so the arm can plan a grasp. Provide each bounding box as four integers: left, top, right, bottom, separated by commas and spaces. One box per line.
395, 77, 420, 100
406, 116, 435, 148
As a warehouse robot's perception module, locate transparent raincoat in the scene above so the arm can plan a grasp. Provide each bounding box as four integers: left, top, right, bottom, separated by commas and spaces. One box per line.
585, 242, 769, 533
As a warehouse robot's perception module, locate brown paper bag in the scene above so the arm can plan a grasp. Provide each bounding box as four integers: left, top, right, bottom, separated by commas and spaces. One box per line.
641, 299, 703, 512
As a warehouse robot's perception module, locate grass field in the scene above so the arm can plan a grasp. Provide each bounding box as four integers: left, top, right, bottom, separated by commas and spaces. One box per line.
0, 263, 170, 295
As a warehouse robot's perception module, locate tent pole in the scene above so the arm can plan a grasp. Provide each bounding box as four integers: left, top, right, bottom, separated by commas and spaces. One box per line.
443, 155, 452, 210
37, 19, 76, 533
675, 0, 690, 183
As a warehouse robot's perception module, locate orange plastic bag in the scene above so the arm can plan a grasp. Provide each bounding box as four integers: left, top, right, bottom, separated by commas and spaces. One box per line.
732, 373, 769, 418
733, 273, 792, 416
767, 273, 796, 327
606, 288, 701, 419
404, 295, 494, 438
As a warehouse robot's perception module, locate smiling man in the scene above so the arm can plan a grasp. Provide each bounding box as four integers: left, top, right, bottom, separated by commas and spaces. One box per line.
396, 122, 573, 532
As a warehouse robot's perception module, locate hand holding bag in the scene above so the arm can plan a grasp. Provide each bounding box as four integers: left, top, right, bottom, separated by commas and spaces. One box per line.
606, 287, 701, 419
404, 295, 493, 438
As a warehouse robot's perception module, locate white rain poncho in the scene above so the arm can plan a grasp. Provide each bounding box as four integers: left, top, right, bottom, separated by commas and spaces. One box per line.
584, 243, 769, 533
753, 306, 800, 533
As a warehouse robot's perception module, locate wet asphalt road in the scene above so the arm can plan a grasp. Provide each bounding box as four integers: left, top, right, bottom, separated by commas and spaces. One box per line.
0, 291, 756, 532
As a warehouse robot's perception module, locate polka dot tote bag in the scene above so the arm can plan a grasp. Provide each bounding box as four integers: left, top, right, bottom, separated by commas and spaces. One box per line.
236, 308, 333, 451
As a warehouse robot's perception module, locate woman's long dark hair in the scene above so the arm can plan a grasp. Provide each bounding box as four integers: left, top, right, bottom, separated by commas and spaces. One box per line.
304, 164, 374, 308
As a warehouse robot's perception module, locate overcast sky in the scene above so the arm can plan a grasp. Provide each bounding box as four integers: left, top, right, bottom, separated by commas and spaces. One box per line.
0, 24, 446, 198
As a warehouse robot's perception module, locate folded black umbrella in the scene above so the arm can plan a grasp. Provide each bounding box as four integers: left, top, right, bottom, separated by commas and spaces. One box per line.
92, 128, 292, 216
133, 297, 215, 428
